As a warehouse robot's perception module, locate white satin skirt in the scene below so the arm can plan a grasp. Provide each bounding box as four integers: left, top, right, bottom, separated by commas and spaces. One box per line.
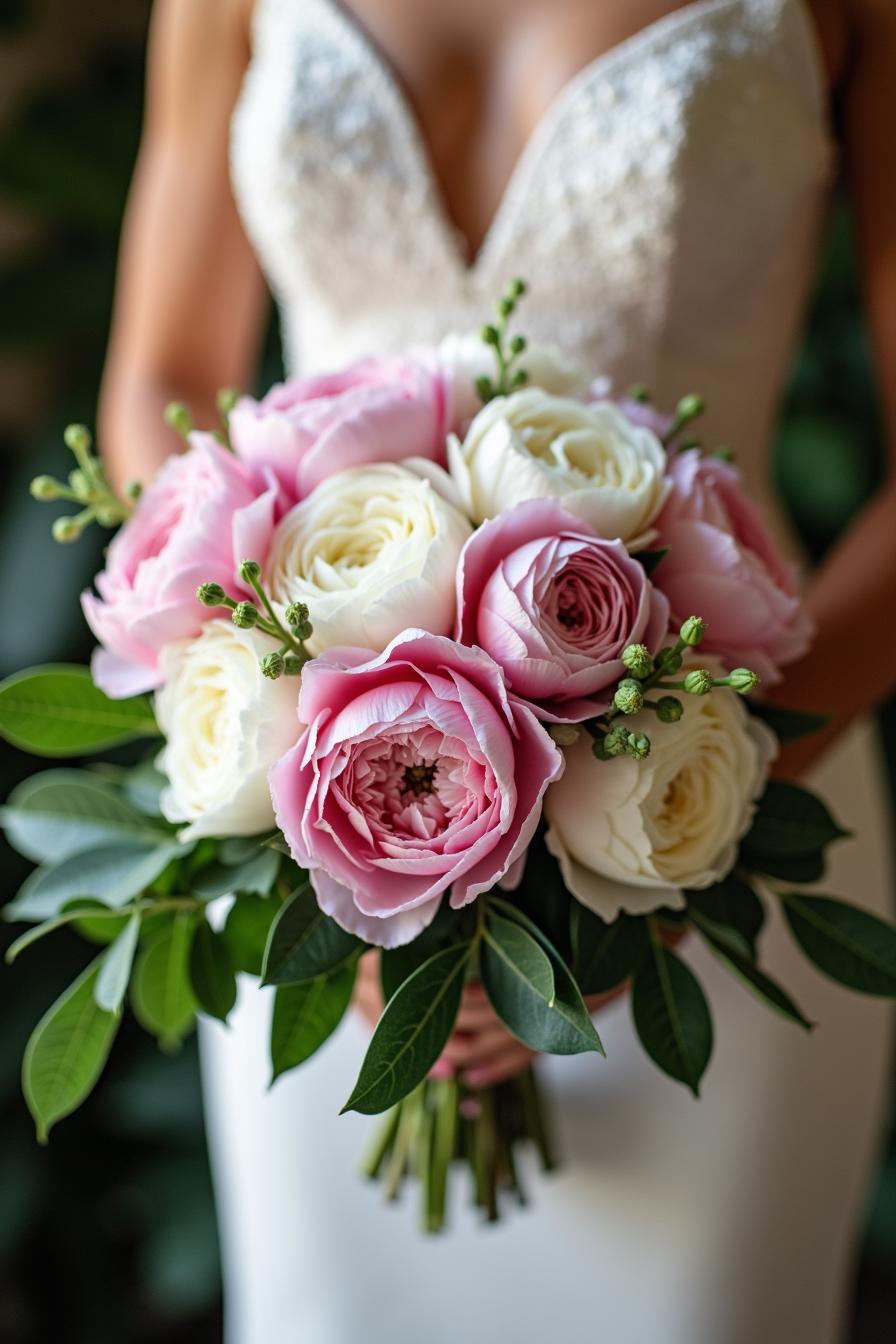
200, 719, 894, 1344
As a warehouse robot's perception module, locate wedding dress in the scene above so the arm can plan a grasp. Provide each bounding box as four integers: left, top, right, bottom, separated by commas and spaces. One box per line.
199, 1, 895, 1339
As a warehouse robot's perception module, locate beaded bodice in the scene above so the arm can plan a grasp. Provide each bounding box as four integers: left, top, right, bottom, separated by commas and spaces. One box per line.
231, 0, 834, 538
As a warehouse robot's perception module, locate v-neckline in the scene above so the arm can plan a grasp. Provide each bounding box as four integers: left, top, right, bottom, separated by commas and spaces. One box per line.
316, 0, 819, 278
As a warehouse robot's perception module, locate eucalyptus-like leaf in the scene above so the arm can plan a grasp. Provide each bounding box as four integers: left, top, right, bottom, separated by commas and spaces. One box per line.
570, 905, 650, 994
379, 903, 474, 1002
189, 920, 238, 1022
94, 913, 141, 1015
262, 882, 362, 986
131, 914, 197, 1050
23, 958, 120, 1141
0, 769, 172, 864
692, 912, 812, 1028
685, 876, 765, 959
223, 894, 280, 976
742, 781, 849, 867
191, 848, 280, 900
0, 664, 158, 757
270, 962, 357, 1084
342, 942, 471, 1115
780, 893, 896, 996
488, 898, 604, 1056
632, 939, 713, 1095
747, 702, 829, 743
3, 841, 183, 922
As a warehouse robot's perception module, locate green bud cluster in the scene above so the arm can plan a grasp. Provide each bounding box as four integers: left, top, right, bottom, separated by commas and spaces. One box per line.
197, 582, 227, 607
592, 724, 651, 762
31, 422, 136, 542
663, 392, 706, 445
613, 679, 645, 716
232, 600, 260, 629
164, 400, 194, 440
621, 643, 653, 678
476, 278, 531, 404
655, 695, 684, 723
683, 668, 714, 696
261, 651, 285, 680
197, 559, 316, 682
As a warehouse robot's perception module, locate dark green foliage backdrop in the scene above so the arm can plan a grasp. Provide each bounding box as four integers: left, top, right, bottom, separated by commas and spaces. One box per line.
0, 3, 893, 1341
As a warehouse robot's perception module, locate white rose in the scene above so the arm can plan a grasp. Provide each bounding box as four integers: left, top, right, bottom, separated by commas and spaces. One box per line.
155, 620, 301, 840
544, 677, 777, 920
447, 389, 669, 543
439, 331, 589, 428
264, 462, 472, 653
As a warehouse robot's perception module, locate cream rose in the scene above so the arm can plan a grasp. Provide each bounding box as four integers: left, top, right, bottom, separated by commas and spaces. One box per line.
544, 674, 777, 920
264, 462, 472, 654
439, 331, 589, 429
155, 619, 301, 841
448, 389, 669, 543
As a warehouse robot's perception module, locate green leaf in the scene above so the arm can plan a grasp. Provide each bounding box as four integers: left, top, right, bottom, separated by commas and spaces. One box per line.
191, 848, 280, 900
270, 962, 357, 1084
0, 664, 158, 756
780, 893, 896, 996
1, 768, 172, 863
570, 905, 650, 994
94, 914, 141, 1015
685, 876, 766, 959
23, 958, 120, 1142
488, 898, 605, 1056
691, 912, 812, 1028
745, 851, 826, 884
261, 882, 362, 986
189, 920, 237, 1022
121, 759, 167, 816
742, 781, 849, 862
131, 915, 197, 1050
379, 904, 474, 1002
342, 943, 470, 1115
632, 938, 713, 1095
747, 702, 830, 742
637, 547, 669, 577
223, 894, 280, 976
480, 910, 556, 1045
6, 904, 139, 962
3, 841, 184, 922
218, 834, 278, 865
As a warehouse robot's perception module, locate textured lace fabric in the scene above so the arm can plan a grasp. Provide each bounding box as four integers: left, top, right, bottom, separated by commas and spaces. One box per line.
230, 0, 834, 541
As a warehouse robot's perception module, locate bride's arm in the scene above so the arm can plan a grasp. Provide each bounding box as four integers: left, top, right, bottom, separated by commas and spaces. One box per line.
771, 0, 896, 777
99, 0, 265, 493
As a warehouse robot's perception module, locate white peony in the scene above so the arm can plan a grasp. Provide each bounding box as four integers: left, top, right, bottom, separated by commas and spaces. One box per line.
439, 331, 589, 429
447, 389, 669, 543
544, 675, 777, 920
155, 619, 301, 841
264, 462, 472, 653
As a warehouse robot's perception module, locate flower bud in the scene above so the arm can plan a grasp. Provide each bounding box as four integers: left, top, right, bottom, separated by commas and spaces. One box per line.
626, 383, 650, 404
655, 647, 683, 675
475, 374, 495, 402
164, 401, 194, 438
52, 515, 82, 543
282, 654, 304, 676
125, 480, 143, 501
197, 582, 227, 607
260, 651, 285, 680
621, 643, 653, 678
239, 558, 262, 583
675, 393, 705, 425
217, 387, 240, 418
548, 724, 580, 747
509, 334, 527, 355
63, 423, 92, 455
728, 667, 760, 695
232, 600, 259, 629
95, 506, 121, 527
508, 277, 527, 299
68, 468, 90, 498
30, 475, 61, 501
679, 616, 705, 647
603, 725, 631, 757
613, 678, 645, 715
626, 732, 652, 761
284, 601, 310, 628
683, 668, 714, 696
480, 324, 500, 347
511, 367, 529, 387
656, 695, 684, 723
497, 296, 514, 319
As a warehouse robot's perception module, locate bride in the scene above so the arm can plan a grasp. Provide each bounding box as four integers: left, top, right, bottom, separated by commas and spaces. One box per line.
100, 1, 895, 1340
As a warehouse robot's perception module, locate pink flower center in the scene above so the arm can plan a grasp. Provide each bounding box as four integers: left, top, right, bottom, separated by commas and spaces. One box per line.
345, 732, 477, 844
543, 552, 635, 655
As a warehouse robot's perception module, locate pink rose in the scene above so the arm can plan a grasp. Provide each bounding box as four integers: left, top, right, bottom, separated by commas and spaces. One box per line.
613, 397, 674, 441
82, 434, 277, 698
269, 631, 564, 948
230, 352, 452, 508
456, 500, 670, 721
652, 450, 812, 684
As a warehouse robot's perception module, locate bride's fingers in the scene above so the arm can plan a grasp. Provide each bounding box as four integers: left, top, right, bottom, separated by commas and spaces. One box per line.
437, 1025, 514, 1069
463, 1043, 536, 1089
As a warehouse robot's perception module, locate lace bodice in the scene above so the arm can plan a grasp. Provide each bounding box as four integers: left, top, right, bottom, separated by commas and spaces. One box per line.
231, 0, 834, 540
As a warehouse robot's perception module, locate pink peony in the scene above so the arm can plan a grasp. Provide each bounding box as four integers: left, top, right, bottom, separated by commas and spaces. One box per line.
269, 631, 564, 948
229, 353, 452, 508
652, 450, 812, 684
82, 434, 277, 698
456, 500, 670, 721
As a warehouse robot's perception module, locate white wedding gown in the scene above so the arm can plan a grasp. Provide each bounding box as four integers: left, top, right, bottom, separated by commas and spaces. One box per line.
200, 1, 895, 1340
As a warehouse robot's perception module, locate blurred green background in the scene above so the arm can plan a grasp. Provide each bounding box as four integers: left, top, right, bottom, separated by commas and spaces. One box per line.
0, 2, 893, 1340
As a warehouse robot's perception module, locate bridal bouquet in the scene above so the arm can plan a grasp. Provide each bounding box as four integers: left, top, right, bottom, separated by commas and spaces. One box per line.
4, 281, 896, 1230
